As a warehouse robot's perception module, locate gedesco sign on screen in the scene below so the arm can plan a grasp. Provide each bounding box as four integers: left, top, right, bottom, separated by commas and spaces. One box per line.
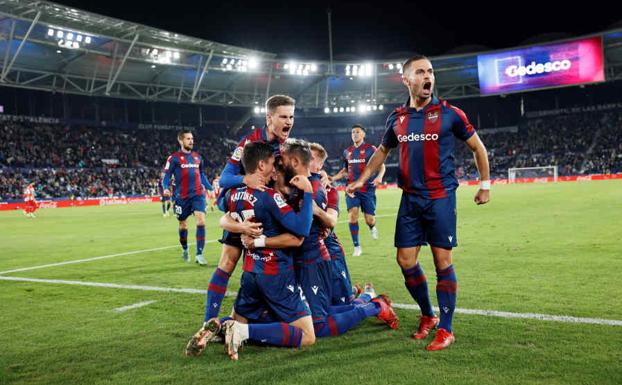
477, 37, 604, 95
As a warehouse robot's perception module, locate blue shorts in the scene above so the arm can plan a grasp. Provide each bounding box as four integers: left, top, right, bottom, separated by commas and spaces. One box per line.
173, 195, 206, 221
330, 258, 353, 305
160, 195, 170, 202
295, 260, 332, 321
394, 191, 457, 249
234, 271, 310, 324
345, 190, 376, 215
219, 230, 243, 249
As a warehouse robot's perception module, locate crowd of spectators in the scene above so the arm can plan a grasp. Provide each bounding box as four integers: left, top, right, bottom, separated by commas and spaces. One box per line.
1, 108, 620, 200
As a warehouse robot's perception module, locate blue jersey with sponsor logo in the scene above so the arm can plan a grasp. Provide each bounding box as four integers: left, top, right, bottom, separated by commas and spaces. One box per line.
225, 186, 313, 275
342, 143, 377, 193
382, 95, 476, 199
162, 151, 211, 200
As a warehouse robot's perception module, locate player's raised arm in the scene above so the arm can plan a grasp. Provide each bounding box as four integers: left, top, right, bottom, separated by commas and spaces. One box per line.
267, 176, 314, 237
346, 145, 391, 194
220, 140, 267, 191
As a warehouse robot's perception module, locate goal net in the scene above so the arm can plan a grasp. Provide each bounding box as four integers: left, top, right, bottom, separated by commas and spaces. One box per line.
508, 166, 558, 183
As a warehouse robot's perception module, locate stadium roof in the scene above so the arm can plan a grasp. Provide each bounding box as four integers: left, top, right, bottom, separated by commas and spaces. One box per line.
1, 0, 622, 124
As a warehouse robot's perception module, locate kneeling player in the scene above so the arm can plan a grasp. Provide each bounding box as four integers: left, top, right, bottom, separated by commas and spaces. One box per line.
187, 142, 316, 360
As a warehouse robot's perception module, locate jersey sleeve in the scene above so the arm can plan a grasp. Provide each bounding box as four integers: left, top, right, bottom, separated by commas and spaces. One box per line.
266, 190, 313, 237
381, 111, 399, 149
219, 134, 251, 190
449, 105, 476, 142
162, 155, 176, 190
198, 156, 213, 191
327, 187, 339, 213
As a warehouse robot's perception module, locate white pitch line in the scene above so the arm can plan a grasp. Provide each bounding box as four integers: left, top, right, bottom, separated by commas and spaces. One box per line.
2, 275, 621, 327
0, 240, 218, 275
113, 300, 158, 313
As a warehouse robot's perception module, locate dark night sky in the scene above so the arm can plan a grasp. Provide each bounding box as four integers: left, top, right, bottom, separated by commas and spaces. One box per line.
55, 0, 621, 59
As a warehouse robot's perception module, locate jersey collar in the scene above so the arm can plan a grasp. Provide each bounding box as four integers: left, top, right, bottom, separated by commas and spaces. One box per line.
403, 94, 439, 113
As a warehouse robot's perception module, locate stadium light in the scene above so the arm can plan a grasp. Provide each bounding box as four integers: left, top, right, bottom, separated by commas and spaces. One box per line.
47, 28, 54, 36
333, 107, 338, 113
248, 57, 259, 69
47, 27, 93, 50
378, 104, 384, 110
324, 107, 330, 114
253, 106, 261, 114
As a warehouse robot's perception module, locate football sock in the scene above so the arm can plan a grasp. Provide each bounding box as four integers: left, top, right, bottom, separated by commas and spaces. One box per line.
348, 223, 360, 247
179, 229, 188, 250
248, 323, 303, 347
204, 268, 231, 321
367, 222, 376, 230
352, 292, 373, 305
315, 305, 377, 337
402, 263, 435, 317
196, 225, 206, 255
161, 203, 166, 214
166, 201, 171, 211
436, 264, 457, 332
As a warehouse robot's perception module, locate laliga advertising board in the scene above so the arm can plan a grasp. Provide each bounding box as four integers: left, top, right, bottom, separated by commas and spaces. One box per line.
477, 36, 604, 95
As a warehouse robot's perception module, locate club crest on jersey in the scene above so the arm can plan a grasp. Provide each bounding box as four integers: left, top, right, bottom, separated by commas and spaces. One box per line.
232, 146, 243, 161
273, 193, 287, 208
427, 111, 439, 123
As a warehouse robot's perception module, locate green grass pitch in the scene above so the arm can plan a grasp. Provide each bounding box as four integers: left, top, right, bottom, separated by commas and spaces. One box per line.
1, 180, 621, 385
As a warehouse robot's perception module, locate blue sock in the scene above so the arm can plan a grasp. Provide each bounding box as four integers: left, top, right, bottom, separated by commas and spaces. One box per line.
162, 203, 166, 214
352, 293, 373, 305
402, 263, 435, 317
204, 268, 231, 321
249, 323, 303, 347
196, 225, 206, 255
436, 265, 457, 332
348, 223, 360, 247
329, 304, 355, 314
367, 222, 375, 230
179, 229, 188, 250
315, 306, 371, 337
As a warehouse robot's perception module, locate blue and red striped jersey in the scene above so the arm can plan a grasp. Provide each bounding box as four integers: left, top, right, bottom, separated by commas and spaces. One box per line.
297, 173, 331, 264
162, 151, 208, 200
342, 143, 377, 193
326, 185, 339, 213
381, 95, 476, 199
225, 186, 313, 275
219, 126, 282, 191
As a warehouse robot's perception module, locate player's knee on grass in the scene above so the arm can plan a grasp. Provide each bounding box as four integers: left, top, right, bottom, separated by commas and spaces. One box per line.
396, 247, 421, 269
218, 245, 242, 273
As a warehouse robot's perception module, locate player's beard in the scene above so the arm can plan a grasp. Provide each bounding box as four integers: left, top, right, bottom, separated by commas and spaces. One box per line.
183, 144, 193, 151
283, 164, 296, 185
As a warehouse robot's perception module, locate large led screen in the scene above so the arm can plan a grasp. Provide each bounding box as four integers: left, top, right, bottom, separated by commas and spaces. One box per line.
477, 37, 604, 95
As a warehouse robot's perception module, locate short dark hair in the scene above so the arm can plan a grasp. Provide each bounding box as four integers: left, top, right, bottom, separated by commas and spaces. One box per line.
177, 128, 193, 140
282, 138, 311, 167
402, 54, 429, 75
352, 124, 366, 132
266, 95, 296, 113
241, 142, 274, 174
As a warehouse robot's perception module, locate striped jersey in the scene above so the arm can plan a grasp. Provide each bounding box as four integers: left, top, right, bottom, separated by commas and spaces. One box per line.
225, 186, 313, 275
381, 95, 476, 199
162, 150, 209, 200
342, 143, 377, 193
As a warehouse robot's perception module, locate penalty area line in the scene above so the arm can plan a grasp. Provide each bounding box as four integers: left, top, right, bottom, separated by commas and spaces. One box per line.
1, 275, 621, 327
113, 300, 158, 313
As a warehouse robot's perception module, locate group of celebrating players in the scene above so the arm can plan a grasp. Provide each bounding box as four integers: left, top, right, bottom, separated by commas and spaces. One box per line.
160, 55, 491, 359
